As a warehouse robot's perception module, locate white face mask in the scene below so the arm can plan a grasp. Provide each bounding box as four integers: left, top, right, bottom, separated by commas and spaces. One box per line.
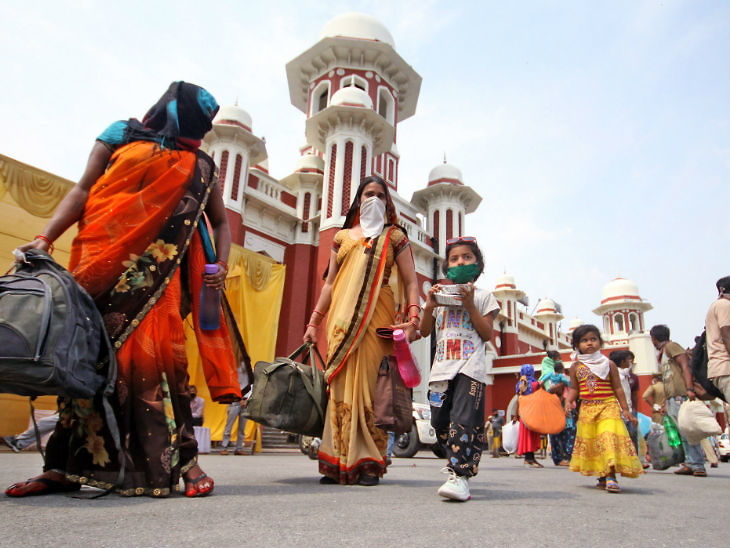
359, 196, 386, 239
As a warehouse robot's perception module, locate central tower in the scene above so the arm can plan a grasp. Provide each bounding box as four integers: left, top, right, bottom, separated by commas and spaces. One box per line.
285, 12, 422, 275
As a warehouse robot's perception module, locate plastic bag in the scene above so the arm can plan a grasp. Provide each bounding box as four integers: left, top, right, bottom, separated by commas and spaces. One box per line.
502, 420, 519, 454
646, 423, 684, 470
677, 400, 722, 445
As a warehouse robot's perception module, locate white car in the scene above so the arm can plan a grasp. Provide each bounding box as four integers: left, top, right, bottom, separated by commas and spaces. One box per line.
718, 433, 730, 462
393, 402, 445, 458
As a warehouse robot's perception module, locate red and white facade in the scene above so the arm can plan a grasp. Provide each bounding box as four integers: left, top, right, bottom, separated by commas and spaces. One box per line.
202, 13, 659, 415
201, 13, 481, 402
486, 275, 658, 419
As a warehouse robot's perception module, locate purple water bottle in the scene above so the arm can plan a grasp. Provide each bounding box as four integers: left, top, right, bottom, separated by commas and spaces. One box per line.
199, 263, 221, 330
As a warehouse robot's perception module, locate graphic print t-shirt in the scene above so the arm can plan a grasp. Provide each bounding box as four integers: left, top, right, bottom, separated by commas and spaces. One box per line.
428, 288, 500, 385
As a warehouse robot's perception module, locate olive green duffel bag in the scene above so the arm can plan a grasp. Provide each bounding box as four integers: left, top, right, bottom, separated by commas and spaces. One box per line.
244, 343, 327, 437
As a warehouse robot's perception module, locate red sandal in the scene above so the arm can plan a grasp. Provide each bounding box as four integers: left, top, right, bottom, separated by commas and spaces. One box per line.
5, 477, 81, 498
184, 473, 214, 498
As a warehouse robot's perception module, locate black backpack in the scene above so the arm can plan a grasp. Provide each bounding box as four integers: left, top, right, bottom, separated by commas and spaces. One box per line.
0, 249, 124, 495
0, 249, 115, 398
690, 330, 726, 402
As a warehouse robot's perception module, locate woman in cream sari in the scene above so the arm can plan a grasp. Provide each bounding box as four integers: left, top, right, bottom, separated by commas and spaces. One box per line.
303, 176, 419, 486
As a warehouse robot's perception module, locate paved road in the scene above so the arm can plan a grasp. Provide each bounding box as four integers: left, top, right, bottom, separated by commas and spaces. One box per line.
0, 450, 727, 548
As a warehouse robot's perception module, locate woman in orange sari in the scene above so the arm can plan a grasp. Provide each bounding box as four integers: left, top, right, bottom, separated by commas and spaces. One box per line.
303, 176, 420, 486
5, 82, 243, 498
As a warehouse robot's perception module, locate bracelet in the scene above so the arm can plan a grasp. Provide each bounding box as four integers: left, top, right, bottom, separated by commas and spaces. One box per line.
216, 259, 228, 270
407, 304, 422, 312
311, 310, 325, 318
35, 234, 54, 253
306, 323, 319, 329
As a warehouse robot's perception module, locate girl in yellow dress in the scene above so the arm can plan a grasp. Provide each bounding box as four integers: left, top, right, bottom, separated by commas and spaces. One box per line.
565, 325, 643, 492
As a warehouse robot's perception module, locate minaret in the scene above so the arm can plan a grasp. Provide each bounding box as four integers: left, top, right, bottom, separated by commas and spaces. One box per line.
203, 104, 267, 243
593, 277, 656, 375
593, 277, 653, 344
285, 12, 422, 276
304, 85, 394, 230
534, 298, 565, 350
492, 273, 526, 356
411, 160, 482, 257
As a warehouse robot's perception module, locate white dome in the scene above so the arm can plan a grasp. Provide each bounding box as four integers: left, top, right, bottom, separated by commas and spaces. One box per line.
495, 273, 517, 290
428, 162, 463, 185
320, 12, 395, 48
330, 86, 373, 109
296, 153, 324, 173
568, 317, 583, 331
535, 298, 558, 315
214, 104, 252, 131
601, 277, 641, 303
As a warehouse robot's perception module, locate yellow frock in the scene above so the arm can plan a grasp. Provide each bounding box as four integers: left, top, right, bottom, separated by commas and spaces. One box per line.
569, 364, 644, 478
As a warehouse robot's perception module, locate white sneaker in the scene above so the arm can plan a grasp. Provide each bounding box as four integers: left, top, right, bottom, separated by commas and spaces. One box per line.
437, 467, 470, 501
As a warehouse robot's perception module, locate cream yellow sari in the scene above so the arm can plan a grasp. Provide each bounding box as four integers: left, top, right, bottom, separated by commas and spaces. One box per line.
318, 226, 408, 484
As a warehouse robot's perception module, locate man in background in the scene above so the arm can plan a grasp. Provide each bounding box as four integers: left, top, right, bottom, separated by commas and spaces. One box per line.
651, 324, 706, 477
706, 276, 730, 402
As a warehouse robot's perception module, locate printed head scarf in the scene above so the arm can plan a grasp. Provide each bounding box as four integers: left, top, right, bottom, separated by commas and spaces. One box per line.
125, 81, 219, 147
516, 364, 537, 395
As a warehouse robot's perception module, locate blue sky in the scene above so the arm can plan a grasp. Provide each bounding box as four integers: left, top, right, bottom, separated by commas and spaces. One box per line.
1, 0, 727, 346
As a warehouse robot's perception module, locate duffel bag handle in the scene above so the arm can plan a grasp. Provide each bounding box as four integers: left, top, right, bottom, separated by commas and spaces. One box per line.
286, 343, 326, 370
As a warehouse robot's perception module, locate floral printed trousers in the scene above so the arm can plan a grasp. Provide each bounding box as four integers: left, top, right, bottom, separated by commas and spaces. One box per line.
430, 374, 486, 478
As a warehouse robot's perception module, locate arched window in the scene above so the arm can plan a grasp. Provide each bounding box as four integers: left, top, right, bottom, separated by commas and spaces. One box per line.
433, 210, 440, 243
614, 314, 624, 332
341, 74, 368, 92
219, 150, 229, 187
231, 154, 243, 201
360, 146, 368, 180
629, 313, 638, 332
327, 143, 337, 218
341, 141, 353, 214
302, 192, 311, 233
377, 87, 395, 124
311, 80, 330, 115
445, 209, 454, 242
458, 212, 463, 237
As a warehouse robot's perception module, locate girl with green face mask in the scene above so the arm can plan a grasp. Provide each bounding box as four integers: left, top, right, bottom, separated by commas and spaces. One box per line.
443, 236, 483, 284
419, 236, 501, 502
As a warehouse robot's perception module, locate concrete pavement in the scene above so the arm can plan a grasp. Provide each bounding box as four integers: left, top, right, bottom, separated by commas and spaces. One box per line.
0, 450, 727, 548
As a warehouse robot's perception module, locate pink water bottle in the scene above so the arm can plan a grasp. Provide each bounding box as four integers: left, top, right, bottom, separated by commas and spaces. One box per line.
199, 264, 221, 330
392, 328, 421, 388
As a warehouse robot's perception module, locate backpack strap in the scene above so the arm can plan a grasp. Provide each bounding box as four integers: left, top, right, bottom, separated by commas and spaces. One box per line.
28, 397, 45, 459
70, 323, 125, 500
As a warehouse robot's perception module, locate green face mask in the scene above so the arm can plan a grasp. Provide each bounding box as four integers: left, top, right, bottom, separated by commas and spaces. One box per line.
446, 263, 480, 284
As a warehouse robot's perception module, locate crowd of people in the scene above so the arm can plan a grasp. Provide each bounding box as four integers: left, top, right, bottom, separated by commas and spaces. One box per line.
483, 307, 730, 494
2, 81, 728, 503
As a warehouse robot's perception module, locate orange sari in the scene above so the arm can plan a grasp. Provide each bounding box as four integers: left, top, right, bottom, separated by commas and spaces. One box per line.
46, 141, 242, 496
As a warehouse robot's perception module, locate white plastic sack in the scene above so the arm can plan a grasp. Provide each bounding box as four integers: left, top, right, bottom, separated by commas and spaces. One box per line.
502, 420, 519, 454
677, 400, 722, 445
